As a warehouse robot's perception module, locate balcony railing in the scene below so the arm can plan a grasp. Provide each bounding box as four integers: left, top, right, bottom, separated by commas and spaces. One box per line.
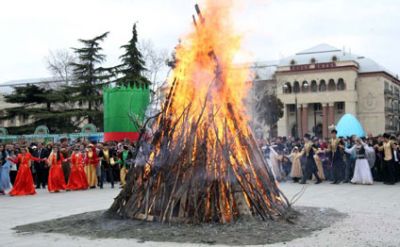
385, 89, 394, 97
385, 107, 394, 113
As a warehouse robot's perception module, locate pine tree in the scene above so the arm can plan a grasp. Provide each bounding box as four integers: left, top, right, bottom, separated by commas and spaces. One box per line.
256, 92, 284, 135
1, 84, 76, 134
67, 32, 111, 128
116, 24, 150, 87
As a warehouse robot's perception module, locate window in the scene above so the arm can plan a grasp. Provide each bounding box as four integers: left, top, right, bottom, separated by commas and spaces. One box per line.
302, 81, 309, 92
314, 103, 322, 112
283, 82, 292, 94
288, 104, 296, 113
328, 79, 336, 91
310, 58, 316, 64
310, 80, 318, 92
337, 78, 346, 91
290, 60, 296, 65
337, 102, 345, 113
319, 80, 327, 92
293, 81, 300, 93
384, 81, 389, 90
332, 56, 338, 62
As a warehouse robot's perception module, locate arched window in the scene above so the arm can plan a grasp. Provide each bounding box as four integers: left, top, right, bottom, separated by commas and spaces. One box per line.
283, 82, 292, 94
328, 79, 336, 91
310, 80, 318, 92
293, 81, 300, 93
337, 78, 346, 91
319, 80, 327, 92
302, 81, 309, 92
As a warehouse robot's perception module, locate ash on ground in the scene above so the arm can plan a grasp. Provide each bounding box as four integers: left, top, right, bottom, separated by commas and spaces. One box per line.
14, 206, 346, 245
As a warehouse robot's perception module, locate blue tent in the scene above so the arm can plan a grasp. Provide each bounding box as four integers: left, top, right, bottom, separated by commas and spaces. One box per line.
336, 114, 366, 138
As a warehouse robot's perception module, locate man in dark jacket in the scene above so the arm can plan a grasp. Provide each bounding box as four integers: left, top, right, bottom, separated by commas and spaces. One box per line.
98, 143, 116, 189
32, 143, 50, 189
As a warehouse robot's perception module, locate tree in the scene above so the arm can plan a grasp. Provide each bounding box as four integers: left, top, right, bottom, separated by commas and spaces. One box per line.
115, 24, 150, 87
138, 39, 170, 115
46, 49, 76, 85
139, 39, 169, 85
0, 84, 76, 134
247, 69, 284, 138
67, 31, 111, 128
256, 92, 284, 126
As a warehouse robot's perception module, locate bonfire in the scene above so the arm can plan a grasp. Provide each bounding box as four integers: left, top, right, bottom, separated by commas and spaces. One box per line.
109, 1, 290, 224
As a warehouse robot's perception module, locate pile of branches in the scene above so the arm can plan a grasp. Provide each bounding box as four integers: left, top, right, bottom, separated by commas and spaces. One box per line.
108, 78, 290, 224
107, 4, 290, 224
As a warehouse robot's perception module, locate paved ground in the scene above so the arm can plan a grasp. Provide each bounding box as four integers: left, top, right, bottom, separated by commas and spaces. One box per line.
1, 182, 400, 247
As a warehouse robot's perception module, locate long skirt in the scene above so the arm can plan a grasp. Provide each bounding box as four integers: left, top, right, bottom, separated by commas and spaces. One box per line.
314, 156, 325, 180
351, 159, 373, 185
9, 165, 36, 196
290, 160, 302, 178
270, 158, 283, 181
48, 165, 66, 192
67, 165, 89, 191
0, 161, 11, 191
84, 164, 97, 187
120, 167, 128, 187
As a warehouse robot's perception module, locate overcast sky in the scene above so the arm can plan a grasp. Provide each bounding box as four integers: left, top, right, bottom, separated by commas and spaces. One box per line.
1, 0, 399, 83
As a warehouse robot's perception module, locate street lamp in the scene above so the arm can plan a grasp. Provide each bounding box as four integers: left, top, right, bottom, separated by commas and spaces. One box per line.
284, 81, 308, 138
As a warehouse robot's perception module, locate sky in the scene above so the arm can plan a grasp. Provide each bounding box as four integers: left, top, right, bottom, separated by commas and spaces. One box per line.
1, 0, 399, 83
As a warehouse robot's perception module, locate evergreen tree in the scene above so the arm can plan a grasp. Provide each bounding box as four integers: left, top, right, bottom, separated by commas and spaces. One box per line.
67, 31, 111, 128
116, 24, 150, 87
256, 92, 284, 134
0, 84, 76, 134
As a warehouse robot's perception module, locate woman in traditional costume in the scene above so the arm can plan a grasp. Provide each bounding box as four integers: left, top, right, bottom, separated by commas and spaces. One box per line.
0, 145, 12, 194
346, 138, 374, 185
47, 146, 67, 192
314, 150, 326, 181
84, 144, 98, 188
288, 146, 303, 183
8, 147, 41, 196
269, 145, 283, 182
66, 146, 89, 191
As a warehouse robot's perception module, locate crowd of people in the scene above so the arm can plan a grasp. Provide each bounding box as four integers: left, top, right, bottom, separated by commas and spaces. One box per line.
1, 128, 399, 196
0, 138, 135, 196
263, 130, 400, 185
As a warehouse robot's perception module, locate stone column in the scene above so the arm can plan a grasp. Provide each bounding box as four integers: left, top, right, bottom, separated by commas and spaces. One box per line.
277, 104, 288, 137
297, 104, 302, 137
301, 104, 308, 136
328, 102, 335, 128
322, 103, 329, 139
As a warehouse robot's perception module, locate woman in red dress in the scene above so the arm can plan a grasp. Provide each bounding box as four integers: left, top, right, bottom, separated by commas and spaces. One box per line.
8, 147, 41, 196
47, 146, 67, 193
66, 146, 89, 191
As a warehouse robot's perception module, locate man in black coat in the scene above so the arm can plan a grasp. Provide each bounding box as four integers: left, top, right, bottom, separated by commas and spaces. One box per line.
98, 143, 116, 189
300, 134, 322, 184
32, 143, 50, 189
328, 130, 346, 184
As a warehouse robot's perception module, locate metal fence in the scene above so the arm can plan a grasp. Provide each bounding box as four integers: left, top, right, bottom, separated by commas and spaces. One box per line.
0, 133, 104, 144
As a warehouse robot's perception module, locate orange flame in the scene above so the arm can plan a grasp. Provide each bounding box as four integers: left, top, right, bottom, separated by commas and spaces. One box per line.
138, 0, 287, 224
169, 0, 250, 133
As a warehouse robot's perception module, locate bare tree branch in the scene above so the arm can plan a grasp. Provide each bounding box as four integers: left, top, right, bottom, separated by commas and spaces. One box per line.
46, 49, 76, 85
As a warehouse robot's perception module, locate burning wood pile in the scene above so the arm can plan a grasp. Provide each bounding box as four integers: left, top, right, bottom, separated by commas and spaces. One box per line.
109, 1, 290, 224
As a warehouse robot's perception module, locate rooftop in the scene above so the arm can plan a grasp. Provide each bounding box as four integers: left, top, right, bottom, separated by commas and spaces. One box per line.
279, 44, 398, 79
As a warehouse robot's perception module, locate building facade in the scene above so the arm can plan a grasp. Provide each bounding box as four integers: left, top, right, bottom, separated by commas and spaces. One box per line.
250, 44, 400, 138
